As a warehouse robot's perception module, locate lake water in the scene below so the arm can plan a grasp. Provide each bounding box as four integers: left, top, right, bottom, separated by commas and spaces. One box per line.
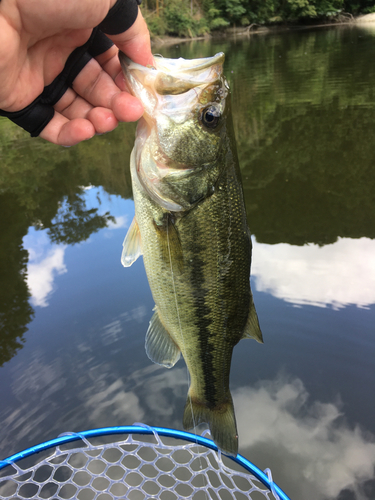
1, 24, 375, 500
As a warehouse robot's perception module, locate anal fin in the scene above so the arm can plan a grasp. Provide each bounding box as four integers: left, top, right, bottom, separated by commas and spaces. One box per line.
145, 307, 181, 368
121, 217, 142, 267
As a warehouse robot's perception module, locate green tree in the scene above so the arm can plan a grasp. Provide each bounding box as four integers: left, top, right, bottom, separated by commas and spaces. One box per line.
216, 0, 247, 23
343, 0, 375, 14
0, 193, 34, 367
47, 193, 115, 246
201, 0, 230, 30
0, 119, 134, 364
140, 0, 370, 34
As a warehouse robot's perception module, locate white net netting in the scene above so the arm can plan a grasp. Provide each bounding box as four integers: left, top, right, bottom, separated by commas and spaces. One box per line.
0, 427, 282, 500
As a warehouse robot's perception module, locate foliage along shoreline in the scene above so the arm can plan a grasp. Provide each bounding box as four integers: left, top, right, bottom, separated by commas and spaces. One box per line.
143, 0, 375, 43
151, 14, 375, 46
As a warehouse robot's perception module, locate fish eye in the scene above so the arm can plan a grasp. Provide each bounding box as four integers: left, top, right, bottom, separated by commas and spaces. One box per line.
201, 106, 221, 129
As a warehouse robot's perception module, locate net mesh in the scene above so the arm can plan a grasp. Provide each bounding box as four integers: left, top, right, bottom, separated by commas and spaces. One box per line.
0, 427, 280, 500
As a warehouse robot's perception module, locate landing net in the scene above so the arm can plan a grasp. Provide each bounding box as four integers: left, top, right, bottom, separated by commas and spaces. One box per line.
0, 425, 290, 500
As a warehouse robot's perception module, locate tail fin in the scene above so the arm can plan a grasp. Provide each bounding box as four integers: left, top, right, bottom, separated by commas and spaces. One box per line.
183, 396, 238, 456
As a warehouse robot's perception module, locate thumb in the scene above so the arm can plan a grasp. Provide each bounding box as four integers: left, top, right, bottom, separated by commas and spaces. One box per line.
109, 9, 153, 67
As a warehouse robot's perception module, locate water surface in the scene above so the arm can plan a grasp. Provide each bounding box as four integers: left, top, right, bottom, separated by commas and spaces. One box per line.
1, 25, 375, 500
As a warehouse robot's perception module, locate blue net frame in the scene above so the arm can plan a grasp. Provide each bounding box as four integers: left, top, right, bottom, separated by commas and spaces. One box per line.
0, 425, 291, 500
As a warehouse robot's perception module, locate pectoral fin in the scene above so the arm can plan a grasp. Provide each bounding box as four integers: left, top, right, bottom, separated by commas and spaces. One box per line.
242, 292, 263, 343
121, 217, 142, 267
145, 307, 181, 368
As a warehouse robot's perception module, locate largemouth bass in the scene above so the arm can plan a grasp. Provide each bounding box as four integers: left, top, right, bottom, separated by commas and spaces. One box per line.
120, 51, 263, 456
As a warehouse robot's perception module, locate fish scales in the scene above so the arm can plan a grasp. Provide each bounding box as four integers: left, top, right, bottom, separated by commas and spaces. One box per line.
135, 156, 251, 398
120, 52, 262, 456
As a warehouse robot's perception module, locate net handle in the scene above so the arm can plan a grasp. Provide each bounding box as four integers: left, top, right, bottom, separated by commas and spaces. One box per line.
0, 425, 290, 500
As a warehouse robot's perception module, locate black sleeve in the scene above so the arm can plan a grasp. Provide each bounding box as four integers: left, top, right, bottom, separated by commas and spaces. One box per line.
99, 0, 142, 35
0, 0, 142, 137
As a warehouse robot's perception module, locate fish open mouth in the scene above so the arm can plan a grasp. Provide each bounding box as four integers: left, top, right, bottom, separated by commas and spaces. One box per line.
119, 51, 225, 103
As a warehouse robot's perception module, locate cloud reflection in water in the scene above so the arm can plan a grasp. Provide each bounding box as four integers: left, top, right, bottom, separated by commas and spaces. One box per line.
252, 237, 375, 309
235, 375, 375, 499
26, 243, 67, 308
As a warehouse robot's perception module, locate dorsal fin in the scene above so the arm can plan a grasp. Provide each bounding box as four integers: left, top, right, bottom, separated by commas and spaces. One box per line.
242, 292, 263, 343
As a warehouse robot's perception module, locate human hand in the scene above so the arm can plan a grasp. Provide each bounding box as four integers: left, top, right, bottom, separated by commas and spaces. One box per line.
0, 0, 153, 146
